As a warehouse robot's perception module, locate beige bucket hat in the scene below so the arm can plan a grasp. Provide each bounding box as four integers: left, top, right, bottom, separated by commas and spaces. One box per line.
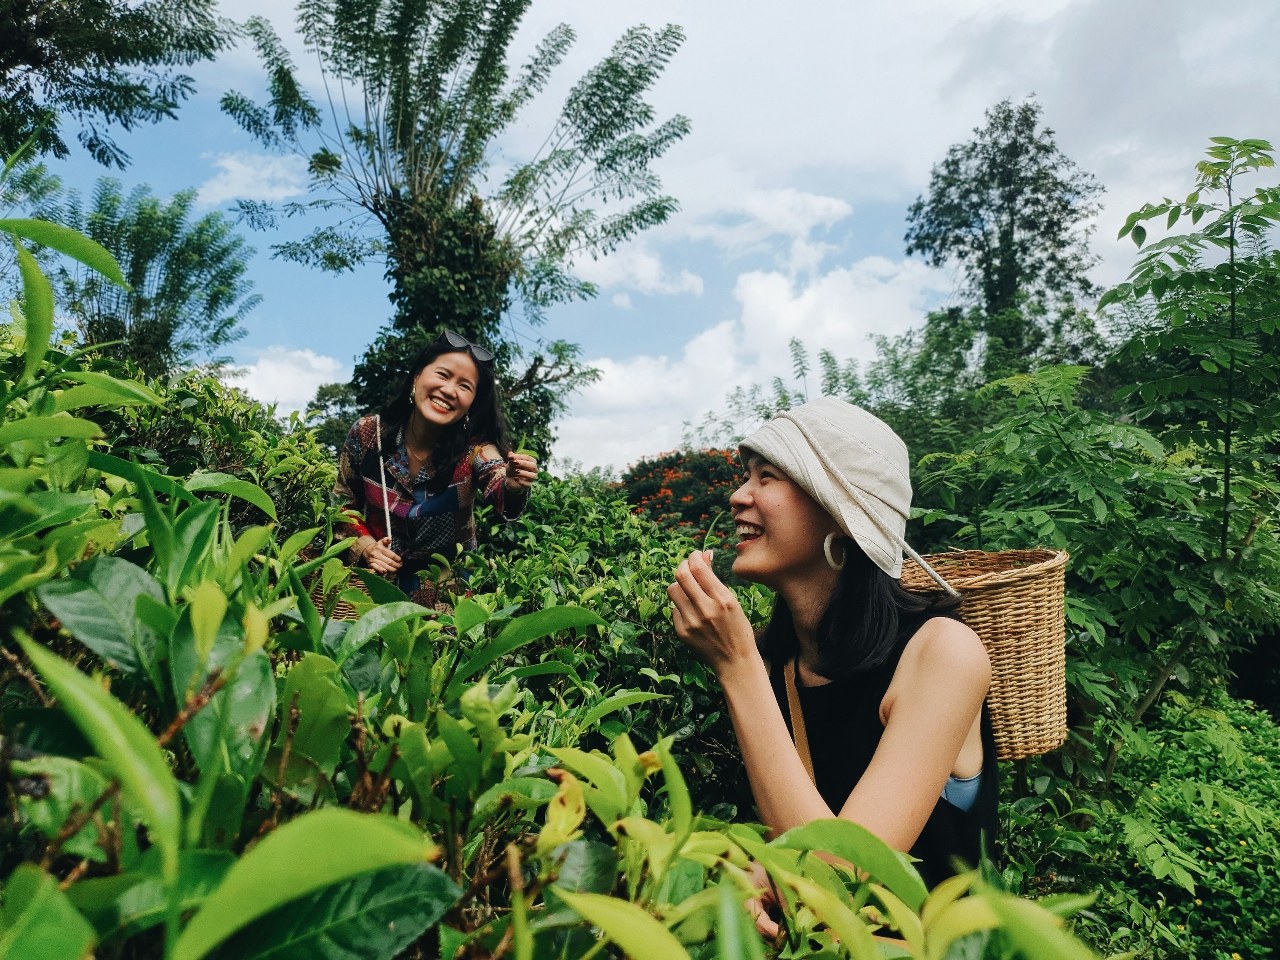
740, 396, 955, 592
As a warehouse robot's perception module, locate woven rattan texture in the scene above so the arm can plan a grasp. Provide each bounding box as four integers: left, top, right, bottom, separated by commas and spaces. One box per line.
902, 549, 1069, 761
308, 571, 370, 621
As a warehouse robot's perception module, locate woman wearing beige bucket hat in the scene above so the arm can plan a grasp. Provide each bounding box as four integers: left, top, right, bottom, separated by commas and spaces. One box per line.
668, 396, 997, 923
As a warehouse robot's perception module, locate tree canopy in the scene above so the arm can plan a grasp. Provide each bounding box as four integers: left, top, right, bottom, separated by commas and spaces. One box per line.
0, 0, 233, 167
29, 174, 258, 377
904, 97, 1103, 320
223, 0, 690, 453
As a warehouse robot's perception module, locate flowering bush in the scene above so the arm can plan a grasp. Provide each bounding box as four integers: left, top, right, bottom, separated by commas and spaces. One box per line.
619, 448, 741, 545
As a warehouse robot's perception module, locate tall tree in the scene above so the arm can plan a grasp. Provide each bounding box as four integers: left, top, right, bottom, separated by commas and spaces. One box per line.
224, 1, 689, 453
0, 0, 233, 167
35, 177, 258, 377
904, 97, 1103, 377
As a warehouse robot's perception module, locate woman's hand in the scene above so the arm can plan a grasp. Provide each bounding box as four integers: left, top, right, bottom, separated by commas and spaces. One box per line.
744, 861, 782, 940
504, 452, 538, 491
667, 550, 757, 673
364, 536, 402, 576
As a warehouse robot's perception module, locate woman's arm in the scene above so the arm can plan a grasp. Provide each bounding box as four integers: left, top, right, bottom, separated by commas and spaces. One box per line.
669, 551, 989, 851
333, 419, 400, 572
669, 551, 835, 833
473, 443, 534, 519
836, 618, 989, 852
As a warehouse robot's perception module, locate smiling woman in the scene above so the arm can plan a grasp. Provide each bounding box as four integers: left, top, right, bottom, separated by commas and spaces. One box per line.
668, 397, 998, 932
334, 330, 538, 608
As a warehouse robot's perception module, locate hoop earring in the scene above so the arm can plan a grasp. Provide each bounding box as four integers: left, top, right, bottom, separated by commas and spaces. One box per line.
823, 533, 846, 571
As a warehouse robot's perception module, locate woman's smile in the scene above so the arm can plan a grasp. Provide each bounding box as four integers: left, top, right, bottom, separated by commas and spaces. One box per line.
411, 351, 479, 428
728, 456, 841, 589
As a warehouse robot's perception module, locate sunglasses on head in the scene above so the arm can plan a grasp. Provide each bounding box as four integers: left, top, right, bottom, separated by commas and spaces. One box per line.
437, 329, 495, 364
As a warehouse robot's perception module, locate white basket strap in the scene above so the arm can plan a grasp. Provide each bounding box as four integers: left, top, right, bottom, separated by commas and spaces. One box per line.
375, 414, 393, 540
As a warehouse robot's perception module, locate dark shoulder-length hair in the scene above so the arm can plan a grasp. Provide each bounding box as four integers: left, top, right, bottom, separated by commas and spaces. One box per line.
757, 539, 960, 679
376, 339, 512, 489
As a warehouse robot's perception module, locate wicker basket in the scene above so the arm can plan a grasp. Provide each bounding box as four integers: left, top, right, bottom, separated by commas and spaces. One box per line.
901, 549, 1069, 762
307, 567, 372, 621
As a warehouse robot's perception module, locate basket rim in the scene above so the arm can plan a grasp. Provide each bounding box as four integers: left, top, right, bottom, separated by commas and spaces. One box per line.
904, 548, 1068, 592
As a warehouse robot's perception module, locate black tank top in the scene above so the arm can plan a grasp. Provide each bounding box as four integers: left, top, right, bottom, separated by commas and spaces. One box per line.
768, 614, 999, 889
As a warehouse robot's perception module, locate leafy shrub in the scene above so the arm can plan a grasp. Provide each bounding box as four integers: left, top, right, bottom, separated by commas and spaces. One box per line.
619, 448, 741, 544
0, 207, 1119, 958
471, 472, 771, 818
99, 367, 339, 539
1004, 688, 1280, 959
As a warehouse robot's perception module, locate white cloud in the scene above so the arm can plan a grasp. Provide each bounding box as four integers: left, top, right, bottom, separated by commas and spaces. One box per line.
228, 347, 351, 417
553, 255, 953, 471
574, 242, 704, 297
611, 293, 633, 309
682, 186, 853, 264
196, 153, 309, 207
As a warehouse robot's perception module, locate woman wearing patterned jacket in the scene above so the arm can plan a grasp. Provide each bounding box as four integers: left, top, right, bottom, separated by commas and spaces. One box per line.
334, 330, 537, 607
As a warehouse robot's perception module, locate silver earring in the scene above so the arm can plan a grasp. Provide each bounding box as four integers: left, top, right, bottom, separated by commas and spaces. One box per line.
409, 387, 415, 406
462, 413, 470, 431
823, 533, 846, 571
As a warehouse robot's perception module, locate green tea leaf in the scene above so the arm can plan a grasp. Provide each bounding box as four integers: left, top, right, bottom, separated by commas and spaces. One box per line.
348, 568, 408, 604
454, 606, 604, 692
185, 473, 277, 522
86, 452, 197, 505
60, 369, 161, 404
474, 777, 558, 821
206, 863, 459, 960
0, 416, 102, 446
785, 873, 880, 959
0, 219, 126, 285
36, 556, 164, 676
337, 601, 431, 664
452, 596, 490, 637
0, 864, 97, 960
16, 636, 180, 886
14, 241, 53, 383
273, 654, 351, 782
188, 581, 229, 668
67, 850, 233, 942
172, 810, 439, 960
579, 691, 665, 730
983, 890, 1098, 960
11, 756, 113, 863
776, 818, 928, 911
548, 747, 629, 825
553, 889, 689, 960
715, 878, 767, 960
656, 739, 691, 837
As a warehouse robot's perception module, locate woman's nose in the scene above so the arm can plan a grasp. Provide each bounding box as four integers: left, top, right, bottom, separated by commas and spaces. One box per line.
729, 480, 751, 510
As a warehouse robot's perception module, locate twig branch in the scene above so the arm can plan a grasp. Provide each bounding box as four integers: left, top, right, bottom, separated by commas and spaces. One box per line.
39, 781, 121, 871
0, 645, 52, 707
157, 670, 227, 748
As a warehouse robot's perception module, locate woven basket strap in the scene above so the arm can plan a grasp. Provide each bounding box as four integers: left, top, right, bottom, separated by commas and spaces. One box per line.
375, 414, 393, 541
780, 415, 960, 597
783, 658, 816, 786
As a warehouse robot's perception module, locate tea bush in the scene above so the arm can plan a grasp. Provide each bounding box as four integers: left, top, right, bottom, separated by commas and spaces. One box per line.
99, 365, 338, 539
619, 448, 742, 542
0, 215, 1103, 958
1003, 689, 1280, 959
467, 472, 769, 817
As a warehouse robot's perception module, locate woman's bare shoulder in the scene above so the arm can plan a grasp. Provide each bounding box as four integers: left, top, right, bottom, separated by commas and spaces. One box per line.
899, 616, 990, 689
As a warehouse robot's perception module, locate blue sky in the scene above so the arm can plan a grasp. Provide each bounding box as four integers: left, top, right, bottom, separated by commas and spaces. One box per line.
26, 0, 1280, 472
